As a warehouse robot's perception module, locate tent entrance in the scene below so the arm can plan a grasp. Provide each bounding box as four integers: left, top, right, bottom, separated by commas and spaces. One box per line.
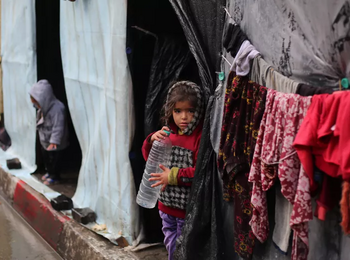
34, 0, 82, 198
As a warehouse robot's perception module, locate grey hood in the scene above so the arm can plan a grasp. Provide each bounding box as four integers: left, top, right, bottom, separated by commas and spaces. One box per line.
29, 80, 57, 115
29, 80, 69, 150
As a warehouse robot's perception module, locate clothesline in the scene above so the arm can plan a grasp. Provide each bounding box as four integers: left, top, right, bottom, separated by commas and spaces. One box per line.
217, 17, 350, 260
222, 20, 348, 92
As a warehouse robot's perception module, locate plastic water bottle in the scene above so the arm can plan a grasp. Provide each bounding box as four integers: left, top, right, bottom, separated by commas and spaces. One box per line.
136, 130, 172, 208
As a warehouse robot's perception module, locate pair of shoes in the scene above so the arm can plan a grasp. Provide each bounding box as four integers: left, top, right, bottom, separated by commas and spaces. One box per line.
43, 178, 59, 186
42, 173, 50, 181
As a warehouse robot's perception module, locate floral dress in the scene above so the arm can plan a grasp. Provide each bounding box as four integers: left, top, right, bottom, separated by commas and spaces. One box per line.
248, 89, 313, 260
218, 72, 267, 259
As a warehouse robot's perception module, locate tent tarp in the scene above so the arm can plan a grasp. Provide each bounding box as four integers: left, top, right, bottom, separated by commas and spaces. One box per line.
1, 0, 37, 171
60, 1, 138, 243
0, 0, 60, 205
167, 1, 228, 259
230, 0, 350, 87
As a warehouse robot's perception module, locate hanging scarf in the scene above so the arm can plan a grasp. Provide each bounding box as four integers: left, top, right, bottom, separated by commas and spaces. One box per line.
249, 89, 313, 260
218, 72, 267, 259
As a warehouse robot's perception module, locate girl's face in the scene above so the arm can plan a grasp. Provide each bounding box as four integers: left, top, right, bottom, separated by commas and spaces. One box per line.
172, 100, 195, 130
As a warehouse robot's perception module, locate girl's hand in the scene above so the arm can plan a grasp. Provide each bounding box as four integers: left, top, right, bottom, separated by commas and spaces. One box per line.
149, 164, 171, 191
150, 126, 170, 143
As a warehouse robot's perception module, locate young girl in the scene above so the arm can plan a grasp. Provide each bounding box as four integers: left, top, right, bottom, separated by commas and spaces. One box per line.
142, 81, 204, 260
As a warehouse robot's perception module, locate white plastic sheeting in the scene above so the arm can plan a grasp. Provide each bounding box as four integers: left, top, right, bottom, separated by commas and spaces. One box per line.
0, 0, 61, 204
60, 1, 139, 243
1, 0, 37, 171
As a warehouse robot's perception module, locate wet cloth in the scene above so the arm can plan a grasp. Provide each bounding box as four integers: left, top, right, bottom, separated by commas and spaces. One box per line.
273, 184, 293, 254
210, 82, 226, 154
249, 55, 300, 254
29, 80, 69, 151
250, 56, 298, 94
249, 89, 313, 260
223, 23, 249, 58
341, 181, 350, 234
296, 84, 334, 96
160, 211, 185, 260
231, 40, 260, 76
294, 92, 350, 184
218, 72, 267, 259
293, 92, 350, 230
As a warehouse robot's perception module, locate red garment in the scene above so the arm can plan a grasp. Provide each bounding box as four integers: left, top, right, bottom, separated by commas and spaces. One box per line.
142, 122, 202, 219
249, 89, 312, 260
340, 181, 350, 234
293, 92, 350, 219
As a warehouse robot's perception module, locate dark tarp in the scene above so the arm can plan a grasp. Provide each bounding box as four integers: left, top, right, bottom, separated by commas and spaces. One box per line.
169, 0, 226, 98
0, 127, 11, 151
127, 0, 229, 256
127, 0, 200, 243
167, 1, 229, 259
144, 35, 197, 136
174, 97, 227, 260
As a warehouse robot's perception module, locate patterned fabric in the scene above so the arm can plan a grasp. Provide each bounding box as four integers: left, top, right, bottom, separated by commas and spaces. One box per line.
218, 72, 267, 259
159, 146, 193, 210
248, 89, 313, 260
166, 81, 204, 136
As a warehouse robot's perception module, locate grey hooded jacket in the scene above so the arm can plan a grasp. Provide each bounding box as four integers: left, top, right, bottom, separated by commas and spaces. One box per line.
29, 80, 69, 151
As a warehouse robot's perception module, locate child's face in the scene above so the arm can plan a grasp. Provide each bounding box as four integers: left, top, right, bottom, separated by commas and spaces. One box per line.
30, 96, 41, 109
172, 100, 195, 130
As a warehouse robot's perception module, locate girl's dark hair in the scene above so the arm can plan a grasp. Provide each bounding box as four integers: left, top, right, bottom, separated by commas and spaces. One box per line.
162, 83, 199, 124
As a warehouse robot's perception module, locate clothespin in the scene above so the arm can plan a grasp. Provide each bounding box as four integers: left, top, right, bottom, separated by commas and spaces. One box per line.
215, 71, 225, 81
341, 78, 349, 89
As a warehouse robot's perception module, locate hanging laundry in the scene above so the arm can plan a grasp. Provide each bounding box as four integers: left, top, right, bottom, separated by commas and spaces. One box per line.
231, 40, 260, 76
223, 23, 249, 58
249, 89, 313, 260
210, 81, 226, 154
296, 84, 335, 96
294, 92, 350, 181
341, 181, 350, 234
218, 72, 267, 259
273, 183, 293, 254
250, 56, 298, 93
293, 92, 350, 233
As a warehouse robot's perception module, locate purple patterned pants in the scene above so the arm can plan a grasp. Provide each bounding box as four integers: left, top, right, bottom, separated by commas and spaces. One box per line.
159, 211, 185, 260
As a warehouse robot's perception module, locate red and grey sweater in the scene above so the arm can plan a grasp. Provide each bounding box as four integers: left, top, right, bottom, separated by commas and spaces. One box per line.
142, 122, 202, 219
